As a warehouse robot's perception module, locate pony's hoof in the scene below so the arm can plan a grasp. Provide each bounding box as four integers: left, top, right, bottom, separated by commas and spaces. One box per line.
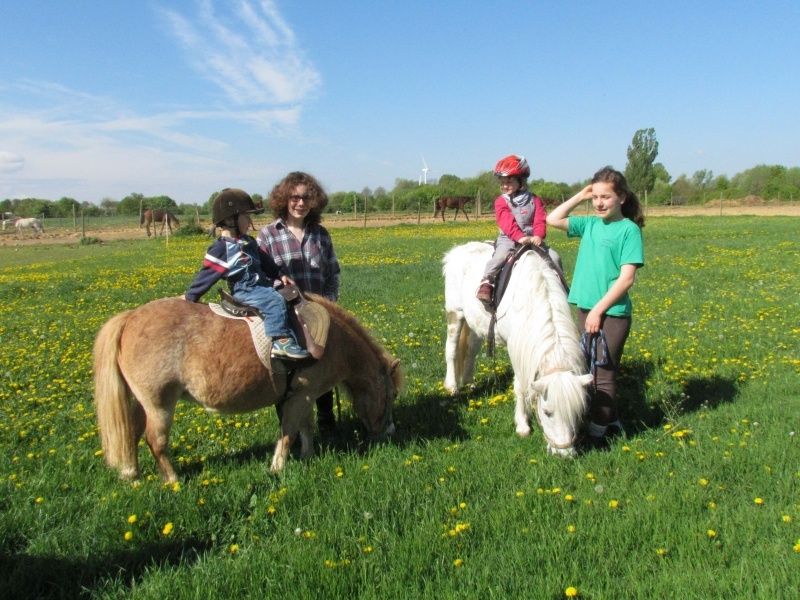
119, 467, 140, 481
515, 426, 531, 438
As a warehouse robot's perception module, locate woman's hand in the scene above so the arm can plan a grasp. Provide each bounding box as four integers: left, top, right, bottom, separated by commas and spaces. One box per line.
584, 308, 603, 334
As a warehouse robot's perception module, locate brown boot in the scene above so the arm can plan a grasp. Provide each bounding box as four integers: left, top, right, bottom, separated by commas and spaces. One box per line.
476, 281, 493, 303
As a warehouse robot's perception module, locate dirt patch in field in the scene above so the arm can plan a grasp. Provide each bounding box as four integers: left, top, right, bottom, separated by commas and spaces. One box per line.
1, 202, 798, 247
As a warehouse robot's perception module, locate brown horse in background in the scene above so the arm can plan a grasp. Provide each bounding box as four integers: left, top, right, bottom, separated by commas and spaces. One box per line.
141, 209, 180, 237
434, 196, 472, 222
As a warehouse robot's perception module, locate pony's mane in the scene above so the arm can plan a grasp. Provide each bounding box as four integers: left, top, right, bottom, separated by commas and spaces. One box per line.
507, 252, 584, 385
306, 293, 402, 389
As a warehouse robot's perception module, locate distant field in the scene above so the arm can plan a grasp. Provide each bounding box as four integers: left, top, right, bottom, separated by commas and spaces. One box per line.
0, 217, 798, 598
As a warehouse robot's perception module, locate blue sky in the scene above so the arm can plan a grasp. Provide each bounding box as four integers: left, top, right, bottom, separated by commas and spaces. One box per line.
1, 0, 798, 204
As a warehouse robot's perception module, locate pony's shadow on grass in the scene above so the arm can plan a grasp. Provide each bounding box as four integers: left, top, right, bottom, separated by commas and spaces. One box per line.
182, 367, 516, 470
0, 536, 211, 599
616, 359, 738, 435
389, 365, 516, 447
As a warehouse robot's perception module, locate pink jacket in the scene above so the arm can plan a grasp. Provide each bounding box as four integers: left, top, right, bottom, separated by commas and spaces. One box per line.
494, 192, 547, 242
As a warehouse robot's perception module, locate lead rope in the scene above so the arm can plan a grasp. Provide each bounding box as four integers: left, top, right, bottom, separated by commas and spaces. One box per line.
580, 330, 609, 393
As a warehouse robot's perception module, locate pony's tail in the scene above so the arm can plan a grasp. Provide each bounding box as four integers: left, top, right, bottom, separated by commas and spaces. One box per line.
94, 310, 138, 479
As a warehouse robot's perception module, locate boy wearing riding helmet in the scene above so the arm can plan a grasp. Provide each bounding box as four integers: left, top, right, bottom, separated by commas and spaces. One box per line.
476, 155, 549, 303
185, 188, 308, 360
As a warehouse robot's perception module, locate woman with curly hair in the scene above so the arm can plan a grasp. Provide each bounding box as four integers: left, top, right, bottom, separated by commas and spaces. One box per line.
257, 172, 341, 434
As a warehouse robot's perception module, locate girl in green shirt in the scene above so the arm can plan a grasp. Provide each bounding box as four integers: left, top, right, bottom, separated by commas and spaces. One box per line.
547, 167, 644, 449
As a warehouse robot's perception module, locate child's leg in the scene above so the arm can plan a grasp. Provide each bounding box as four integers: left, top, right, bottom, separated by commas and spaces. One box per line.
235, 286, 293, 339
481, 238, 515, 283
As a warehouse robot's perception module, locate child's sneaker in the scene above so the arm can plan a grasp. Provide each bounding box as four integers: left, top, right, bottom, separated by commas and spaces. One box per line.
271, 337, 309, 360
476, 281, 493, 303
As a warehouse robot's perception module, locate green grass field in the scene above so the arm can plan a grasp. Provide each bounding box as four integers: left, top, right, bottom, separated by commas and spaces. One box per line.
1, 217, 798, 599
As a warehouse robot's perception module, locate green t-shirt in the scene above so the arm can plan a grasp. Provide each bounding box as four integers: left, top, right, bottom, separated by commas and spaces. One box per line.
567, 216, 644, 317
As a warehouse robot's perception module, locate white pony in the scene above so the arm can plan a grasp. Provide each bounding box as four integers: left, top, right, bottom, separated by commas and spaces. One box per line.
443, 242, 592, 455
14, 217, 44, 237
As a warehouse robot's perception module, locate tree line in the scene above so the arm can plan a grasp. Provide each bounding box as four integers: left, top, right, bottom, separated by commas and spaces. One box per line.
3, 130, 798, 218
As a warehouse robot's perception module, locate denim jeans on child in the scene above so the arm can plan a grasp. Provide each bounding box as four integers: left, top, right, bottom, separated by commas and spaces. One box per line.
234, 284, 294, 340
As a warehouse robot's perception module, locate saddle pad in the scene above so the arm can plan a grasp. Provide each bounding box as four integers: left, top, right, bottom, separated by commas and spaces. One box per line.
208, 303, 272, 371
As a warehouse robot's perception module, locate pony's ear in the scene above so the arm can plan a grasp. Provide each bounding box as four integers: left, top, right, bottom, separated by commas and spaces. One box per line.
391, 358, 401, 372
578, 374, 593, 387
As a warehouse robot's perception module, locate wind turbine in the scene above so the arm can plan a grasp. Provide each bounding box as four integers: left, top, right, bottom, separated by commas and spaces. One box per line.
420, 155, 430, 185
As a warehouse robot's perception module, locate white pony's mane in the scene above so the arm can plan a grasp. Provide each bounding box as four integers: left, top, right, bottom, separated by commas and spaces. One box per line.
503, 252, 586, 420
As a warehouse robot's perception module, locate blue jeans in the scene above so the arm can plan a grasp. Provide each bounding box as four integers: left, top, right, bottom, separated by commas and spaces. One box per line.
233, 285, 294, 339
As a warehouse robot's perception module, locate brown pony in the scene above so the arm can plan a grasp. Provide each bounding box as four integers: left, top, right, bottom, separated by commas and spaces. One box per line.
434, 196, 472, 221
94, 295, 401, 481
141, 209, 180, 237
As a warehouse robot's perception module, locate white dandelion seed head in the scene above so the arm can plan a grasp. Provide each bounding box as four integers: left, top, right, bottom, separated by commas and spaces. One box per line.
594, 485, 604, 494
294, 527, 302, 536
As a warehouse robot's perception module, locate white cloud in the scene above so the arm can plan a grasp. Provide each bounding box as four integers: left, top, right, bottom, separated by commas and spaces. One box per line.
0, 151, 25, 173
160, 0, 321, 106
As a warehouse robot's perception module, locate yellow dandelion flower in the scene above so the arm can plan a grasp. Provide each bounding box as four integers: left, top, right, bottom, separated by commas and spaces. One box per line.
706, 529, 717, 539
362, 545, 374, 554
708, 501, 717, 510
566, 524, 576, 534
754, 497, 764, 506
781, 515, 792, 523
229, 544, 239, 554
127, 514, 138, 524
698, 478, 709, 487
565, 494, 575, 503
656, 547, 668, 557
608, 499, 619, 509
565, 586, 579, 597
267, 505, 277, 515
34, 497, 44, 504
162, 522, 174, 536
124, 531, 133, 541
515, 491, 525, 498
453, 558, 464, 568
794, 541, 800, 553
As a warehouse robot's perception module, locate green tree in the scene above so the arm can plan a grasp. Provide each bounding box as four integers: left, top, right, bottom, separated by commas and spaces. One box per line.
100, 197, 118, 215
118, 193, 145, 215
652, 162, 671, 185
54, 197, 80, 217
624, 128, 659, 195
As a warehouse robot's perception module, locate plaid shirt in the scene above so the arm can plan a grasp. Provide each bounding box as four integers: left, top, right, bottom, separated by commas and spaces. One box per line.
257, 219, 340, 300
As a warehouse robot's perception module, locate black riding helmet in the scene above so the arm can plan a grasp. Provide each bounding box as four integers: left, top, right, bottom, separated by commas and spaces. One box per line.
212, 188, 264, 226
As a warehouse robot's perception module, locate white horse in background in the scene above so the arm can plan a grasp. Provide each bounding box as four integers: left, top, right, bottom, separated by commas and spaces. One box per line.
14, 217, 44, 238
443, 242, 592, 456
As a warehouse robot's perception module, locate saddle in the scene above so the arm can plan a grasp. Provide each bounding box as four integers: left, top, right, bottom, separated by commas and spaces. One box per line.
484, 243, 569, 357
218, 285, 330, 360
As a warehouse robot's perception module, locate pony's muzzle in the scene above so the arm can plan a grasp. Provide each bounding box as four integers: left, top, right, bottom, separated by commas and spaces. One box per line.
548, 444, 577, 458
369, 420, 396, 443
